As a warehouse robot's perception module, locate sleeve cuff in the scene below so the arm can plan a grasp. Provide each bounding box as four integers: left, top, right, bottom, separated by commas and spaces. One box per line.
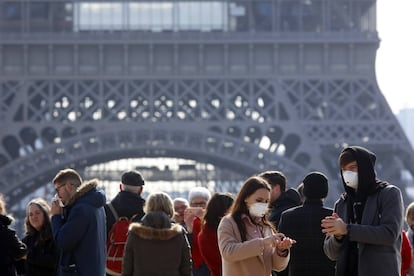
276, 249, 289, 257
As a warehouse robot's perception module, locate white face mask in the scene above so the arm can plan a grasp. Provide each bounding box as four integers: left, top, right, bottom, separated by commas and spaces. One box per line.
248, 202, 268, 218
342, 170, 358, 190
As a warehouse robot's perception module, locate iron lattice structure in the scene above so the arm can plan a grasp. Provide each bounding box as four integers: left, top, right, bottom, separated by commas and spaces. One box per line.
1, 0, 413, 207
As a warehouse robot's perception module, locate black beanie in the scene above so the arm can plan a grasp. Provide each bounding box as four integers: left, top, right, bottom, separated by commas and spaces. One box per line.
303, 172, 328, 199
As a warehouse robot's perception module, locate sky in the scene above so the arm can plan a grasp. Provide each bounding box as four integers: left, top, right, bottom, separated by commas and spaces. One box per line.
376, 0, 414, 114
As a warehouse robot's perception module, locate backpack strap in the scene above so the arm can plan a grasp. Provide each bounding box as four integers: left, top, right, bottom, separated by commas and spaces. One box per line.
108, 202, 119, 221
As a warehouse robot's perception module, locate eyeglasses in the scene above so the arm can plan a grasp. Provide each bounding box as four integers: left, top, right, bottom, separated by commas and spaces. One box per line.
55, 183, 67, 193
191, 201, 207, 207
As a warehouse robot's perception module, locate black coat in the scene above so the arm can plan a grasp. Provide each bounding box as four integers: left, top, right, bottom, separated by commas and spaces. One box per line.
278, 199, 335, 276
269, 188, 301, 228
21, 232, 58, 276
0, 214, 27, 276
105, 191, 145, 236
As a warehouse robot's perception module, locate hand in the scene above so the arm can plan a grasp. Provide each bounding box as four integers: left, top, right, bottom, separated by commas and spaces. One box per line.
50, 199, 63, 216
173, 212, 183, 224
184, 208, 204, 233
275, 234, 296, 251
321, 213, 348, 238
263, 233, 296, 249
189, 207, 204, 218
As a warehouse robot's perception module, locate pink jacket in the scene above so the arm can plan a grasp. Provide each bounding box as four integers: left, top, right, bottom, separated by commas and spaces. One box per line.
218, 215, 289, 276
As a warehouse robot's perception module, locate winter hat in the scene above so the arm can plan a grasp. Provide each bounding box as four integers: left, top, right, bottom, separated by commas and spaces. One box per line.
302, 172, 328, 199
121, 170, 145, 186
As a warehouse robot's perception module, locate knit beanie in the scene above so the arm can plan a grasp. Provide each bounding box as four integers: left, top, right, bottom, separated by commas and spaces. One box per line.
303, 172, 328, 199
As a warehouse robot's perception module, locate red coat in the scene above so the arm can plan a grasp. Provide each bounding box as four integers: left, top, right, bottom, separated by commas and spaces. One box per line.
401, 230, 412, 276
191, 217, 204, 269
198, 224, 221, 276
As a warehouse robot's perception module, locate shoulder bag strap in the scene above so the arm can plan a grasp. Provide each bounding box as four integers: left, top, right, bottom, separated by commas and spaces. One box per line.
108, 202, 119, 221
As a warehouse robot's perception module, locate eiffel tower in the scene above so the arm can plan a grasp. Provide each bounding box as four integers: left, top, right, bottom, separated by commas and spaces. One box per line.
1, 0, 413, 207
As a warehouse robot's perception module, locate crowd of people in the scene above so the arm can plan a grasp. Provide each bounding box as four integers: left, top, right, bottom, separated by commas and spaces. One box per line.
1, 145, 413, 276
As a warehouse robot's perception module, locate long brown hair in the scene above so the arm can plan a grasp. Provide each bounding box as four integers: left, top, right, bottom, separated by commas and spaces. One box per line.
202, 192, 234, 231
231, 176, 275, 241
25, 198, 53, 244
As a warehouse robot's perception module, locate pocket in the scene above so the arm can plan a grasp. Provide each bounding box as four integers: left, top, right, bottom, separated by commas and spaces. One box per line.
61, 264, 79, 276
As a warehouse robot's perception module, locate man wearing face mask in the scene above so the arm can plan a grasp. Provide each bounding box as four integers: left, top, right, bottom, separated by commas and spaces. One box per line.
321, 146, 404, 276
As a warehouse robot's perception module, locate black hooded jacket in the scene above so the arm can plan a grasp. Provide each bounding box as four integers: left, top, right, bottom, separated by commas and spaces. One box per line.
341, 146, 388, 204
324, 146, 403, 276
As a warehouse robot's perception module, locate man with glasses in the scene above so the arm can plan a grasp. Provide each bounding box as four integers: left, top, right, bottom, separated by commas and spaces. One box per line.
50, 168, 106, 276
173, 197, 189, 226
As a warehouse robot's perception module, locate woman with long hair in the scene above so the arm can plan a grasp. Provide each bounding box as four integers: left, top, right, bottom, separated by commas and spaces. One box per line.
21, 198, 58, 276
0, 193, 27, 276
218, 176, 295, 276
198, 193, 234, 276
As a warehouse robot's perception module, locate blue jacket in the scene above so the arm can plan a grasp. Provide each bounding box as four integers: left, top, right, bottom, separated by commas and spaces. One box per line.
52, 180, 106, 276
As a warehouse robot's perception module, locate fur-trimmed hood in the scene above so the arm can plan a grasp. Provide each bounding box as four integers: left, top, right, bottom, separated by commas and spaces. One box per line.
129, 222, 184, 240
129, 211, 184, 240
65, 179, 106, 208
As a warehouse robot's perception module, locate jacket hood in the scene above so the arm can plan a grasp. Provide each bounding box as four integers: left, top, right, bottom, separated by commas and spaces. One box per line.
65, 179, 106, 208
129, 211, 183, 240
340, 146, 387, 199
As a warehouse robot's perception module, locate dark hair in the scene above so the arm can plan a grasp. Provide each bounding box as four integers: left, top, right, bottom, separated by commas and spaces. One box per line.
202, 193, 234, 231
25, 198, 53, 245
258, 171, 287, 192
339, 150, 355, 169
231, 176, 275, 241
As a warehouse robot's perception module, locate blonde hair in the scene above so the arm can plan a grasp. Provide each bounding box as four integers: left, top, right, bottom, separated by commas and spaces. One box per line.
406, 202, 414, 222
144, 192, 174, 218
0, 193, 6, 215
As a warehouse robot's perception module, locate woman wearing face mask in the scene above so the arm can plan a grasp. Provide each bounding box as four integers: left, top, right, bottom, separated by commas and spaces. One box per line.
217, 176, 296, 276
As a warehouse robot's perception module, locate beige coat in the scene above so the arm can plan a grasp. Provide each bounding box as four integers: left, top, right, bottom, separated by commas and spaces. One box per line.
218, 215, 289, 276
